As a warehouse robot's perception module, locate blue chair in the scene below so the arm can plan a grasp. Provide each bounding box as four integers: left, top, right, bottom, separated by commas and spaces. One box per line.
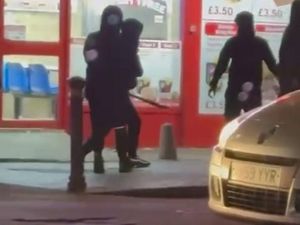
6, 63, 30, 94
2, 63, 9, 92
28, 64, 58, 96
28, 64, 58, 118
5, 63, 31, 118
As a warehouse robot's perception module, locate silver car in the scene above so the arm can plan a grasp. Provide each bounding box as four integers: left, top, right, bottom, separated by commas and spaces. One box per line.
208, 90, 300, 224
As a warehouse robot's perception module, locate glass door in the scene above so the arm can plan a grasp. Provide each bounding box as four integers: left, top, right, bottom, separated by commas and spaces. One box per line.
0, 0, 70, 128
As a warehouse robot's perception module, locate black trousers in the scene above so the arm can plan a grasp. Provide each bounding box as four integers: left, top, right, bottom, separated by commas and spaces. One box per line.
224, 90, 262, 122
82, 98, 141, 160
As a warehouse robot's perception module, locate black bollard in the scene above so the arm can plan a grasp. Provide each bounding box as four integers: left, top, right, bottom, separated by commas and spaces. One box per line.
67, 76, 87, 193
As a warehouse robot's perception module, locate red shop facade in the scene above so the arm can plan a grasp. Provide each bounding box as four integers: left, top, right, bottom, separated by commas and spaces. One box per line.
0, 0, 288, 148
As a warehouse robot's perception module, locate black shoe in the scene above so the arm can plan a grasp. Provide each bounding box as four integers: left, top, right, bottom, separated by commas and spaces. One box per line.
94, 153, 105, 174
130, 157, 151, 168
119, 159, 134, 173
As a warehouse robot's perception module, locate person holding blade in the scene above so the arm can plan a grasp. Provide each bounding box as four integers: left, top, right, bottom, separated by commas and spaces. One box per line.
209, 11, 277, 122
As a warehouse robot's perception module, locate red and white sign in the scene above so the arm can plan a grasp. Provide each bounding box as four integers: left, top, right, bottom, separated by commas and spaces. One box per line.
256, 24, 286, 33
205, 23, 237, 36
71, 38, 180, 50
160, 42, 180, 49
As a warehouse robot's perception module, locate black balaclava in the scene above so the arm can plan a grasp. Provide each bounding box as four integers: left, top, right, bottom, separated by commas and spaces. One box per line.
121, 18, 143, 52
100, 5, 123, 37
235, 11, 255, 39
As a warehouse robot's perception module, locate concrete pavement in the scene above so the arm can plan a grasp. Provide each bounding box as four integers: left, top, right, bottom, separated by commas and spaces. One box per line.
0, 148, 211, 196
0, 148, 222, 225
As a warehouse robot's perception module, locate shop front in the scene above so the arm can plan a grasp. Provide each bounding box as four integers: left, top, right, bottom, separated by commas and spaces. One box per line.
0, 0, 294, 148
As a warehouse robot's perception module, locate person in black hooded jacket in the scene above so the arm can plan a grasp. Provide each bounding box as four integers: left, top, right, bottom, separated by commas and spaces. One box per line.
118, 18, 150, 168
82, 5, 133, 173
209, 11, 277, 122
278, 0, 300, 96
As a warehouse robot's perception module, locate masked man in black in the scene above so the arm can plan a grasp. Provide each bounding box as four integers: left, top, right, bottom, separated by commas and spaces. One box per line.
82, 5, 133, 173
278, 0, 300, 96
119, 18, 150, 168
209, 11, 277, 122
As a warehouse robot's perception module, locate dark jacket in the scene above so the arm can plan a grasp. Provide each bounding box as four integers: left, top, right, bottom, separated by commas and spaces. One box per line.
83, 5, 124, 126
120, 18, 144, 90
210, 11, 277, 96
278, 0, 300, 95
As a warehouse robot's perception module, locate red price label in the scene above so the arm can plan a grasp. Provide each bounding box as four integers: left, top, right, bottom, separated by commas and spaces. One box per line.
208, 6, 234, 16
258, 8, 283, 18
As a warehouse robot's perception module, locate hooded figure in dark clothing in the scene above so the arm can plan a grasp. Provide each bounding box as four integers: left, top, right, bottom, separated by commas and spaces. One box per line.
82, 5, 134, 173
278, 0, 300, 96
118, 18, 150, 168
209, 11, 277, 122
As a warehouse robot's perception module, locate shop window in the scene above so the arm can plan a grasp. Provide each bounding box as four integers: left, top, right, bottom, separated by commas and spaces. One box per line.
4, 0, 60, 41
70, 0, 182, 107
2, 55, 59, 120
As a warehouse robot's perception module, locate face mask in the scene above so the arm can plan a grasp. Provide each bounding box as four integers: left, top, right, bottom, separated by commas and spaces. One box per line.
107, 14, 120, 26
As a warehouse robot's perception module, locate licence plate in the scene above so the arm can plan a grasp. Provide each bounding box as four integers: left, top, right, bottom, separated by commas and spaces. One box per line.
231, 162, 281, 187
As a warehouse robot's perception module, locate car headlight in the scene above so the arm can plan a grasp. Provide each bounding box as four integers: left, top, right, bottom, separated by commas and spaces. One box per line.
218, 119, 240, 148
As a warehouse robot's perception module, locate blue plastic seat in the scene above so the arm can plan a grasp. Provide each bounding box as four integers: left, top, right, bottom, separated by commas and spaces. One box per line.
28, 64, 58, 96
6, 63, 30, 94
2, 63, 8, 92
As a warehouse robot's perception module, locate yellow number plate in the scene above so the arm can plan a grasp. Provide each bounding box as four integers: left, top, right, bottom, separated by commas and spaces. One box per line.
231, 162, 281, 187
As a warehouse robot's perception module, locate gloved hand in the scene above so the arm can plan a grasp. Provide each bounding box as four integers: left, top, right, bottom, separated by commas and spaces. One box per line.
208, 82, 217, 98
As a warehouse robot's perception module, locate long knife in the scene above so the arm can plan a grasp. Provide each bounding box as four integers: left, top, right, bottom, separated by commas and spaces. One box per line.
129, 93, 170, 109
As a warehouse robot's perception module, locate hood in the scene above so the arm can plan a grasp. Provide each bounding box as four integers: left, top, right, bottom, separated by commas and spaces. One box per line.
121, 18, 143, 48
290, 0, 300, 28
100, 5, 123, 36
225, 91, 300, 159
235, 11, 255, 39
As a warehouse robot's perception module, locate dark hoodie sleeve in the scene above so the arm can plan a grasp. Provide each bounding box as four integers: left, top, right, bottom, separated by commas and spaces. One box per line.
210, 40, 231, 88
278, 28, 289, 76
261, 40, 278, 77
134, 54, 143, 77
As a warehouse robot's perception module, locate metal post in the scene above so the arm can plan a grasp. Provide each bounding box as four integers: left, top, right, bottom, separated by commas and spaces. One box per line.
67, 76, 87, 193
159, 123, 177, 160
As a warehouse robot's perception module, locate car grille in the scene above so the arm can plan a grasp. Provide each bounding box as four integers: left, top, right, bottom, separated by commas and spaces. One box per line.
224, 182, 288, 215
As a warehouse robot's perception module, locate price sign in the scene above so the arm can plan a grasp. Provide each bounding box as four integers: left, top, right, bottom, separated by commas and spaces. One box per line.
258, 8, 283, 18
208, 6, 234, 16
203, 0, 252, 20
252, 0, 291, 23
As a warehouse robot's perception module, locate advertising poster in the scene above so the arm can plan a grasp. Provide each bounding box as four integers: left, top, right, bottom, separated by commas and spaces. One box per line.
199, 0, 293, 114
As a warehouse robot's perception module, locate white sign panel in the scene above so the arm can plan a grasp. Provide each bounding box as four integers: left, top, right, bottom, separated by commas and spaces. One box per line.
202, 0, 253, 21
199, 0, 293, 115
